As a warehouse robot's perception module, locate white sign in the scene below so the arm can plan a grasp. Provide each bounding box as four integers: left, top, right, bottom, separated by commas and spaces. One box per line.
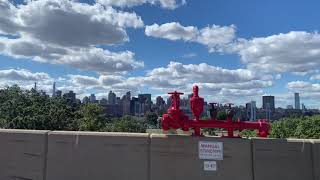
204, 161, 217, 171
199, 141, 223, 160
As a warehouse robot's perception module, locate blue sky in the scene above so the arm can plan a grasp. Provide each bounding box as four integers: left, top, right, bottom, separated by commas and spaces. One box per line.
1, 0, 320, 108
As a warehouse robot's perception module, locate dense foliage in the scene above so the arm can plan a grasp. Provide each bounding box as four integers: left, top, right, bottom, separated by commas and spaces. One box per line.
0, 85, 156, 133
0, 85, 319, 138
270, 116, 320, 139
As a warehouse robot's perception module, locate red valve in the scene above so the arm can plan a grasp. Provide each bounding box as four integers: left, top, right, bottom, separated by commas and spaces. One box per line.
161, 85, 271, 138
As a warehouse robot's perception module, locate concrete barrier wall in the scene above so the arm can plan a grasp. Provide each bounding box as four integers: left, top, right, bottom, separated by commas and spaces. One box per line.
311, 140, 320, 180
0, 129, 48, 180
150, 134, 253, 180
0, 129, 319, 180
45, 131, 149, 180
252, 138, 314, 180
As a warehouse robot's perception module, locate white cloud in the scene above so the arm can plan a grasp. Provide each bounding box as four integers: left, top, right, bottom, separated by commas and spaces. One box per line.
0, 69, 51, 81
145, 22, 236, 52
0, 68, 53, 90
145, 22, 197, 41
0, 38, 144, 73
97, 0, 186, 10
287, 81, 320, 92
0, 0, 144, 74
232, 31, 320, 74
310, 74, 320, 80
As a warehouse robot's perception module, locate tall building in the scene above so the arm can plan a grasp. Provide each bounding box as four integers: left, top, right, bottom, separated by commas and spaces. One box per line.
294, 93, 300, 109
138, 94, 152, 115
246, 101, 256, 121
108, 91, 116, 105
82, 96, 89, 104
262, 96, 275, 111
52, 82, 56, 97
122, 91, 131, 115
63, 91, 76, 103
89, 94, 96, 103
99, 98, 108, 105
56, 90, 62, 97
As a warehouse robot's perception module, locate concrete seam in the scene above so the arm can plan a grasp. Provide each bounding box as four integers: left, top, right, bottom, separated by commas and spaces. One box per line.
42, 131, 50, 180
147, 133, 151, 180
250, 139, 255, 180
310, 141, 315, 180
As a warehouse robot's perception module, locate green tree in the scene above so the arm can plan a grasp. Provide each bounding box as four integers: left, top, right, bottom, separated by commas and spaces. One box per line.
107, 116, 147, 133
145, 112, 158, 127
217, 111, 227, 120
239, 130, 256, 138
269, 118, 300, 138
77, 103, 107, 131
294, 116, 320, 139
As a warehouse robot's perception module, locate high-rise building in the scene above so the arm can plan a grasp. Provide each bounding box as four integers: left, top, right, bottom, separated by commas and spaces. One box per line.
138, 94, 152, 114
294, 93, 300, 109
63, 91, 76, 103
286, 105, 294, 109
108, 91, 116, 105
99, 98, 108, 105
262, 96, 275, 111
89, 94, 96, 103
82, 96, 89, 104
246, 101, 257, 121
56, 90, 62, 97
52, 82, 56, 97
122, 91, 131, 115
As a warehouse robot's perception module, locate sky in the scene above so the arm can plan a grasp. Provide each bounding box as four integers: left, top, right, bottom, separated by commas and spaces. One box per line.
1, 0, 320, 108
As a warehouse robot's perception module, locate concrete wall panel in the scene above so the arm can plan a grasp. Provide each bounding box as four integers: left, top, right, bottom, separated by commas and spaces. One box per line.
46, 131, 149, 180
150, 134, 253, 180
311, 140, 320, 180
0, 129, 48, 180
252, 138, 313, 180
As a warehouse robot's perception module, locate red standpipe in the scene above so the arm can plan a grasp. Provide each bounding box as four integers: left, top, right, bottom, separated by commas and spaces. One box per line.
161, 85, 271, 137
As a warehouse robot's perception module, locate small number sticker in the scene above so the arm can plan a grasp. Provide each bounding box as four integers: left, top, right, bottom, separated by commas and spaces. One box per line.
204, 161, 217, 171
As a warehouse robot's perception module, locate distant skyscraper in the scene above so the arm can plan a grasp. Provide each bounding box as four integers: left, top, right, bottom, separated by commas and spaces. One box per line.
262, 96, 275, 111
294, 93, 300, 109
52, 82, 56, 97
250, 101, 256, 121
286, 105, 293, 109
246, 101, 256, 121
63, 91, 76, 103
34, 82, 37, 91
89, 94, 96, 103
108, 91, 116, 105
302, 103, 306, 110
56, 90, 62, 97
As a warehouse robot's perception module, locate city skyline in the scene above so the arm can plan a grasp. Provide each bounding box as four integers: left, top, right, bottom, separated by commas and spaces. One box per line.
1, 0, 320, 108
40, 81, 310, 110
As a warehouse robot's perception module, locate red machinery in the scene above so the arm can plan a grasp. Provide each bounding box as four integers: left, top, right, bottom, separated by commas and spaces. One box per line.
162, 85, 271, 137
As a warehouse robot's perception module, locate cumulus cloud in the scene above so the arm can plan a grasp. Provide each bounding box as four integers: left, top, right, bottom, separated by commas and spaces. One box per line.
0, 38, 144, 73
145, 22, 236, 52
287, 81, 320, 92
97, 0, 186, 9
0, 0, 144, 74
0, 68, 53, 90
232, 31, 320, 74
63, 61, 271, 101
310, 74, 320, 80
0, 69, 51, 81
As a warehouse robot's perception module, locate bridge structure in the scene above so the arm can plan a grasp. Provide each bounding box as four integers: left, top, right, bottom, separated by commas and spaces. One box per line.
0, 129, 319, 180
